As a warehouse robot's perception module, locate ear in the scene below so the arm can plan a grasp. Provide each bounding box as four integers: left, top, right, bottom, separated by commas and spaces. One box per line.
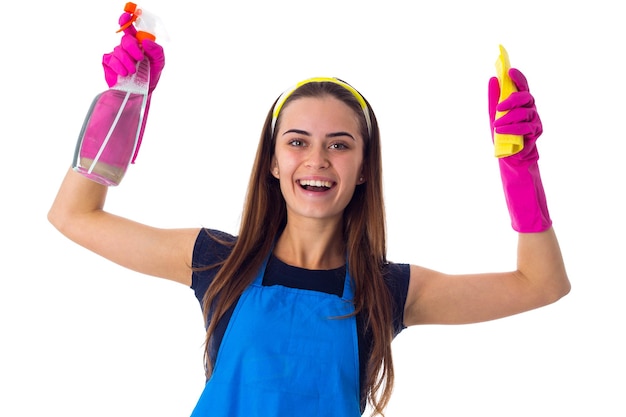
271, 157, 279, 179
357, 165, 366, 184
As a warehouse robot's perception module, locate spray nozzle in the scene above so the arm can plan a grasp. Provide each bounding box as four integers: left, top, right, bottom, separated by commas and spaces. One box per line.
116, 2, 169, 44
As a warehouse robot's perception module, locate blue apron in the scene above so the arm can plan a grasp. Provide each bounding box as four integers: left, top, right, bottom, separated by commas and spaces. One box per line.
190, 254, 361, 417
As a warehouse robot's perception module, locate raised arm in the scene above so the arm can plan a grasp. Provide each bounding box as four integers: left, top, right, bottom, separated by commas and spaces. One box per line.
405, 228, 568, 325
404, 68, 570, 326
49, 169, 199, 285
48, 13, 198, 286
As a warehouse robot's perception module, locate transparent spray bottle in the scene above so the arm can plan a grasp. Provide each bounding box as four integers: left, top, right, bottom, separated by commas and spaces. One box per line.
72, 2, 166, 186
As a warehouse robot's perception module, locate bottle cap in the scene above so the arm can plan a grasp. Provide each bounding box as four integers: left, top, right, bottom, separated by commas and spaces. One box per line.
116, 2, 164, 43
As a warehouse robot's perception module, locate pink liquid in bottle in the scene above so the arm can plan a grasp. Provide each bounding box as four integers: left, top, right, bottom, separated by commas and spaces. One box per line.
73, 58, 150, 186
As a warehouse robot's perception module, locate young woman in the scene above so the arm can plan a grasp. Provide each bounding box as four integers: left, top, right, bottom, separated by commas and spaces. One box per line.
48, 14, 570, 417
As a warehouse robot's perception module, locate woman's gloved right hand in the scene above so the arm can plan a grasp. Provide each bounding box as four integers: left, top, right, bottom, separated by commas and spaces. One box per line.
102, 12, 165, 93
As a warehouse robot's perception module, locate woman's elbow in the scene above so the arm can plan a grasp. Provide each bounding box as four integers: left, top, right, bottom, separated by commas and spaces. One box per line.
47, 205, 71, 238
541, 272, 571, 306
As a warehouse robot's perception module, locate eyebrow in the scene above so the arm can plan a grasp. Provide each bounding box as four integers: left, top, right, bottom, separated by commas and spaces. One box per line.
282, 129, 356, 141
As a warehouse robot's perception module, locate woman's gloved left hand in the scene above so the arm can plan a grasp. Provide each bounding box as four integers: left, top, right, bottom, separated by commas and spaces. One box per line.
488, 68, 552, 233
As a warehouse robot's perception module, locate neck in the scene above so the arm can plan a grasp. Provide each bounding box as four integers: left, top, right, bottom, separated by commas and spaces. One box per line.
274, 217, 345, 270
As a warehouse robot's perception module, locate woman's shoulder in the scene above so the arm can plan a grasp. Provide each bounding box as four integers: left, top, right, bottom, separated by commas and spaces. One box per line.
191, 229, 237, 295
382, 261, 410, 287
192, 228, 237, 266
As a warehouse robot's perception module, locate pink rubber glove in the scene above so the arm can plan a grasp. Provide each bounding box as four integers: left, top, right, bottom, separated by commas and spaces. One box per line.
101, 13, 165, 162
488, 68, 552, 233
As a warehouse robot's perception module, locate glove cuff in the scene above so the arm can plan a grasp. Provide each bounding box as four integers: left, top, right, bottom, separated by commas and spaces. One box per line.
499, 158, 552, 233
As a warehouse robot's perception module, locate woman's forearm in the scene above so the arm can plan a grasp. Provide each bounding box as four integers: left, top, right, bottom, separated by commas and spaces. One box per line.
48, 168, 108, 240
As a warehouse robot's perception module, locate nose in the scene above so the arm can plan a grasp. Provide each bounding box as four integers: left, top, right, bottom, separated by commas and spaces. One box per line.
305, 145, 329, 170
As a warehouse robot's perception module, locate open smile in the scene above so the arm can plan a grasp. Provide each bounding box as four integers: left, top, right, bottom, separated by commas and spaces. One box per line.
297, 179, 336, 192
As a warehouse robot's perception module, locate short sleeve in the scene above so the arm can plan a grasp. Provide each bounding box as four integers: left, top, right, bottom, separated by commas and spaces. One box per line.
383, 262, 410, 337
191, 228, 236, 304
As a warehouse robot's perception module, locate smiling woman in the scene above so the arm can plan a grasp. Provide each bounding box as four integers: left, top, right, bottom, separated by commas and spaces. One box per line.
272, 94, 366, 224
47, 11, 570, 417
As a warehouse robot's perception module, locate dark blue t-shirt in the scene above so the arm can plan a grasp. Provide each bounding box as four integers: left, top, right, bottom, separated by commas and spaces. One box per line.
191, 228, 410, 411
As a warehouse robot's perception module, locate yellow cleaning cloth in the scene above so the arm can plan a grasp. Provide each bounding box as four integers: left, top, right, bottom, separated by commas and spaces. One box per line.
494, 45, 524, 158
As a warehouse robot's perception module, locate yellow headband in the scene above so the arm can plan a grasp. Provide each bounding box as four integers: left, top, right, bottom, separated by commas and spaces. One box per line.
270, 77, 372, 137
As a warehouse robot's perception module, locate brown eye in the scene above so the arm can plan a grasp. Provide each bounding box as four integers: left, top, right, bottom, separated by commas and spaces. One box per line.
330, 142, 348, 150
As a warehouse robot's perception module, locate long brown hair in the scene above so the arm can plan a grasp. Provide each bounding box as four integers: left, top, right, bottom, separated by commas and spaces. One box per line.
201, 80, 394, 415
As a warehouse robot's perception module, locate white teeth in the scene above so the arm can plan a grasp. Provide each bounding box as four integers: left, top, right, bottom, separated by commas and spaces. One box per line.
300, 179, 332, 188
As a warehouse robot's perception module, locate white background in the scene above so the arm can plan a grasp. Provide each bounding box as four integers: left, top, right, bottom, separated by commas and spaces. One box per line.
1, 0, 624, 416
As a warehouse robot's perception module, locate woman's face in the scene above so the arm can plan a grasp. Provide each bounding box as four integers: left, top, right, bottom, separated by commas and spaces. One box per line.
272, 96, 365, 224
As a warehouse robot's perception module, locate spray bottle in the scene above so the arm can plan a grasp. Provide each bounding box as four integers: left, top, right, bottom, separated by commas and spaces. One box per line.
72, 2, 166, 186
